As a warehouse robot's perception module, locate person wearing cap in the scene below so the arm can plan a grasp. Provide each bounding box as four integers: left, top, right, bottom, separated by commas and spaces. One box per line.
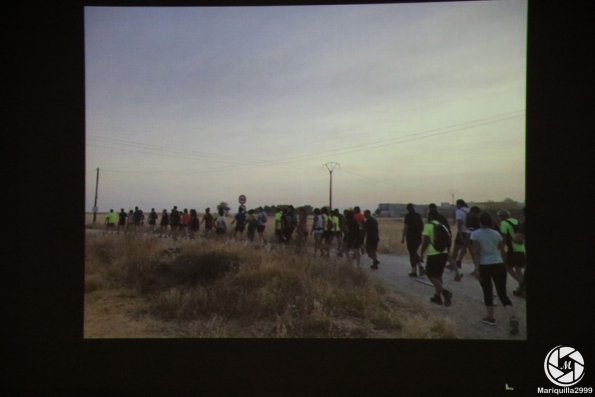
497, 209, 526, 294
471, 212, 520, 334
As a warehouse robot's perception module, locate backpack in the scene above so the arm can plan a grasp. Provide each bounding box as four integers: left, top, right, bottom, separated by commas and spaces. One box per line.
504, 219, 524, 245
327, 216, 334, 231
432, 221, 451, 252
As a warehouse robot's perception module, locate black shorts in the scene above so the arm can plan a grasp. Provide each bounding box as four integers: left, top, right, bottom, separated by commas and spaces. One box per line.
257, 225, 266, 233
506, 251, 526, 268
426, 253, 449, 278
455, 232, 471, 246
366, 240, 378, 252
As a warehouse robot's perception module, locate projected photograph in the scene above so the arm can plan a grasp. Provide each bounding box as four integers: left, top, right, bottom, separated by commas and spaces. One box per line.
84, 1, 527, 339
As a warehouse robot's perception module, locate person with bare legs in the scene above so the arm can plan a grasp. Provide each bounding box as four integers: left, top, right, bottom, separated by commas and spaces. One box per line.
420, 209, 453, 306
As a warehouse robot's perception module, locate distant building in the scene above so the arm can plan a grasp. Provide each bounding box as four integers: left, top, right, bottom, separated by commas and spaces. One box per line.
376, 203, 408, 217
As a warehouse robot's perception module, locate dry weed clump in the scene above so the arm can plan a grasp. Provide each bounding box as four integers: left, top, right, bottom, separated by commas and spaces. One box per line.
85, 234, 457, 338
400, 314, 458, 339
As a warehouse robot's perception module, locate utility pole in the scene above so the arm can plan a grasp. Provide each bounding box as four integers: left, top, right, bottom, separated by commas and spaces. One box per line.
324, 162, 340, 211
448, 190, 457, 222
92, 167, 99, 224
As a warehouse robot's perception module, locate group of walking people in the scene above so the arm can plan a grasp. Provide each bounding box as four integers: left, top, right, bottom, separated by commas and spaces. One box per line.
105, 205, 271, 242
401, 200, 526, 335
104, 198, 525, 335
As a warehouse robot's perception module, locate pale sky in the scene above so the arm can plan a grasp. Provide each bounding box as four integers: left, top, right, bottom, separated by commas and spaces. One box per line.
85, 1, 527, 213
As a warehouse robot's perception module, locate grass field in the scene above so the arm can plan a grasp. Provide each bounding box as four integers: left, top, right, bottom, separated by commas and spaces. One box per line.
85, 213, 458, 338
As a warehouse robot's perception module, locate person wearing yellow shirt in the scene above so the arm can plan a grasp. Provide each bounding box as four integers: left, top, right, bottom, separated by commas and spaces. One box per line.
497, 209, 526, 293
105, 209, 117, 234
420, 209, 453, 306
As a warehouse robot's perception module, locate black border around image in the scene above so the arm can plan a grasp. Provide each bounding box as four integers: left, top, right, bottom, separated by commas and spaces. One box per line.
10, 1, 594, 396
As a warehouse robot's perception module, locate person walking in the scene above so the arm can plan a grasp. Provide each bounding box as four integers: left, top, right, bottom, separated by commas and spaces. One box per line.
364, 210, 380, 269
148, 208, 158, 233
345, 209, 362, 265
214, 207, 227, 236
246, 209, 258, 242
188, 209, 200, 239
402, 203, 425, 277
497, 209, 526, 295
297, 207, 309, 248
353, 206, 366, 256
282, 205, 297, 244
256, 207, 268, 243
132, 206, 142, 232
331, 209, 343, 255
513, 207, 527, 298
452, 199, 471, 270
232, 206, 246, 239
471, 212, 520, 335
126, 209, 134, 232
428, 203, 463, 281
321, 207, 332, 255
170, 206, 181, 240
420, 209, 454, 306
201, 208, 214, 236
181, 208, 190, 238
105, 209, 117, 233
117, 208, 127, 234
159, 209, 169, 238
311, 208, 325, 257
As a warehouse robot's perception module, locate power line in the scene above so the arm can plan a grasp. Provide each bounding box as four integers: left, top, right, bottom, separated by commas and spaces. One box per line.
88, 110, 524, 174
202, 110, 525, 172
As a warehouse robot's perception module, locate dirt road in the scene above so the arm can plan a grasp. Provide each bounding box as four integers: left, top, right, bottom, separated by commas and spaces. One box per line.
362, 253, 526, 340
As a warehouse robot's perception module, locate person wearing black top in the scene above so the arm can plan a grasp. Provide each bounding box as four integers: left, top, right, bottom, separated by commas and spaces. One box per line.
401, 203, 424, 277
428, 203, 463, 281
364, 210, 380, 269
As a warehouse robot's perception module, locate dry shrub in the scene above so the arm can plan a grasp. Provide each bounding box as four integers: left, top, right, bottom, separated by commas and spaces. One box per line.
151, 286, 211, 321
86, 232, 459, 338
400, 314, 458, 339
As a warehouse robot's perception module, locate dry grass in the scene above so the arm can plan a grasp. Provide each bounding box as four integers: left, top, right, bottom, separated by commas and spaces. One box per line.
85, 231, 459, 338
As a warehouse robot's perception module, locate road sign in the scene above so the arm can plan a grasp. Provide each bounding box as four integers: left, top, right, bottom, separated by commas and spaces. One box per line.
239, 194, 246, 204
